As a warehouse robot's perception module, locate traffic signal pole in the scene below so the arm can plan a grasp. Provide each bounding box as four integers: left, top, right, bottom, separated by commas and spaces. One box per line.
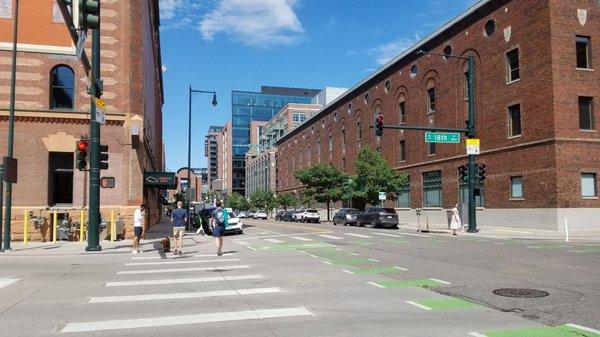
466, 56, 478, 233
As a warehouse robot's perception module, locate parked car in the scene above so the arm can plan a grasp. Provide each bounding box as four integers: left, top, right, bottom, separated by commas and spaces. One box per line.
358, 206, 399, 229
291, 209, 306, 222
238, 211, 248, 218
254, 210, 268, 219
281, 211, 295, 221
275, 210, 285, 221
198, 206, 243, 235
332, 208, 361, 226
247, 211, 256, 218
295, 209, 320, 223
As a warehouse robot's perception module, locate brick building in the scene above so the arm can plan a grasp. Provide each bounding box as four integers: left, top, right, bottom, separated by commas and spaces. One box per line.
276, 0, 599, 231
0, 0, 164, 241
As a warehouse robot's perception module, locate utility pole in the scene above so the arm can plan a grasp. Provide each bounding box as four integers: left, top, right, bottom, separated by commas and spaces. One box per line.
466, 55, 478, 233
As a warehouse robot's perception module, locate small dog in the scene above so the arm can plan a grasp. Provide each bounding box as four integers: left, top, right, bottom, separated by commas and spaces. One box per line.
161, 236, 171, 253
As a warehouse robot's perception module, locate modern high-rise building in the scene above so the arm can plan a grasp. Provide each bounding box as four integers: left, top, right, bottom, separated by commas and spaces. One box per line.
204, 126, 223, 189
231, 86, 320, 195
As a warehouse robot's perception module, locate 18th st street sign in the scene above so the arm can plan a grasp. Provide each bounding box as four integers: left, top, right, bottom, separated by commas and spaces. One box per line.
425, 132, 461, 143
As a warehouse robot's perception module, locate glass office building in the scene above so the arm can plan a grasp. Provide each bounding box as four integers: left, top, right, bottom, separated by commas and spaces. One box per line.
231, 86, 320, 195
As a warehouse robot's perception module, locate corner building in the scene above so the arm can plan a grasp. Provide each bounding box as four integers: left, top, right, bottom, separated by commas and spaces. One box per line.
0, 0, 164, 240
276, 0, 600, 231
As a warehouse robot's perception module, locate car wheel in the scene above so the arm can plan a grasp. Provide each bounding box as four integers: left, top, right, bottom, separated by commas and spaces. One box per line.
302, 217, 306, 223
370, 219, 377, 229
343, 221, 347, 226
333, 219, 337, 225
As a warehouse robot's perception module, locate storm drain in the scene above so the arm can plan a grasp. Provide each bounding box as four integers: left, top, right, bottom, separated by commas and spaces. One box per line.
493, 288, 549, 298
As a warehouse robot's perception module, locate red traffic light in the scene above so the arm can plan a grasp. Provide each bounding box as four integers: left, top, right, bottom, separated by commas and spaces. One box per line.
77, 140, 89, 151
376, 115, 384, 124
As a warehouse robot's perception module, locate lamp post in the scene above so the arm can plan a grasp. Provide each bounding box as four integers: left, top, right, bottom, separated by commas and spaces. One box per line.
187, 86, 217, 229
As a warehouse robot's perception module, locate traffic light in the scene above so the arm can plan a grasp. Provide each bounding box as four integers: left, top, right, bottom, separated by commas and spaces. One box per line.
79, 0, 100, 30
477, 163, 487, 183
99, 144, 109, 170
374, 113, 384, 137
458, 164, 467, 183
76, 140, 89, 171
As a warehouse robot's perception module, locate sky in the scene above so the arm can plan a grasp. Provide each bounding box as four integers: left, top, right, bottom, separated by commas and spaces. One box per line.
159, 0, 479, 172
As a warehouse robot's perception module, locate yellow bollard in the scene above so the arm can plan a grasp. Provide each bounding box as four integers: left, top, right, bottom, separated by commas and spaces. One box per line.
110, 209, 115, 242
23, 210, 29, 244
79, 209, 85, 243
52, 210, 58, 243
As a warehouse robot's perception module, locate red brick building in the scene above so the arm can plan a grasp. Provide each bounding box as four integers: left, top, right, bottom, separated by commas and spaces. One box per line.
276, 0, 599, 231
0, 0, 164, 241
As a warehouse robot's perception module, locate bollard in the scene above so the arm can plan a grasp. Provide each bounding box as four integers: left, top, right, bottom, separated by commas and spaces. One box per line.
564, 218, 569, 242
52, 210, 58, 243
79, 209, 85, 243
23, 210, 29, 244
110, 210, 115, 242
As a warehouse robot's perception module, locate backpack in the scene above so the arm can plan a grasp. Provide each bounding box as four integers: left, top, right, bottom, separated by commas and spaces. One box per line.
215, 208, 229, 228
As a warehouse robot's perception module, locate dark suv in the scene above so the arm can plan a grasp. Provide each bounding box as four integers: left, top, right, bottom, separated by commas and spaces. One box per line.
332, 208, 361, 226
358, 206, 399, 229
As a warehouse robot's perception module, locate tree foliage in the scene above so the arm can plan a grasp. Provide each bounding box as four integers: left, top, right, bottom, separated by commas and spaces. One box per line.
294, 164, 348, 221
354, 146, 408, 205
225, 192, 249, 211
276, 193, 298, 210
249, 190, 277, 210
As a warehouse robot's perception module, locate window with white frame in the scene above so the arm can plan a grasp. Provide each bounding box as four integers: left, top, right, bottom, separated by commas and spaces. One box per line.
0, 0, 11, 19
506, 48, 520, 82
510, 176, 523, 198
581, 173, 597, 197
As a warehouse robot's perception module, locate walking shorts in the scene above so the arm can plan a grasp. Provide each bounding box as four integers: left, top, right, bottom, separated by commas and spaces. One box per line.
134, 226, 143, 237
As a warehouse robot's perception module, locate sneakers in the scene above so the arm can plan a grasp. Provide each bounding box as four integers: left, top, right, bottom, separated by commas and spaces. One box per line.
178, 250, 183, 256
173, 249, 179, 256
132, 250, 138, 254
217, 250, 222, 256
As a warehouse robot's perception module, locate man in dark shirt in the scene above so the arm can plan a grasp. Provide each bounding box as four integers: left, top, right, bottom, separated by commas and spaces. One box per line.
170, 201, 187, 255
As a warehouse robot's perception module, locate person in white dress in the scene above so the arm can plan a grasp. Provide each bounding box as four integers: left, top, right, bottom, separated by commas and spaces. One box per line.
450, 204, 462, 236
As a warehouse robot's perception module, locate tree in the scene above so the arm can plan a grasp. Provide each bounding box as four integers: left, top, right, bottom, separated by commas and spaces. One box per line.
225, 192, 249, 211
354, 146, 408, 206
276, 193, 298, 210
249, 190, 277, 212
294, 164, 348, 222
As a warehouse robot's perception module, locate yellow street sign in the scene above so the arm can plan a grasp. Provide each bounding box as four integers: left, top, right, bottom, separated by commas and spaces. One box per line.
94, 97, 106, 109
466, 138, 480, 155
466, 138, 480, 146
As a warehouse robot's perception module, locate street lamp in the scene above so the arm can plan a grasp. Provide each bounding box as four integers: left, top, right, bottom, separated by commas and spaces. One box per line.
187, 85, 217, 230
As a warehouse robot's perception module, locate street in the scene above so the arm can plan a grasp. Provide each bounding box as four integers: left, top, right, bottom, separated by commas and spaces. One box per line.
0, 218, 598, 337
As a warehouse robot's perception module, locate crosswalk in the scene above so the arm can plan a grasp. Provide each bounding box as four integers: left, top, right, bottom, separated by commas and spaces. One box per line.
0, 277, 19, 290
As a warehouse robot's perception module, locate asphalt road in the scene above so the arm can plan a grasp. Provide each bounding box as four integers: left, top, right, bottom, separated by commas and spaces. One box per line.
0, 217, 598, 337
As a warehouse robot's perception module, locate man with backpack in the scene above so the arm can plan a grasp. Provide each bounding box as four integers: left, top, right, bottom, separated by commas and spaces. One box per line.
170, 201, 187, 256
210, 201, 228, 256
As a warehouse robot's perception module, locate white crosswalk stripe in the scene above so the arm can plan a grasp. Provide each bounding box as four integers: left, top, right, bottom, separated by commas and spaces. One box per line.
116, 265, 250, 275
60, 307, 313, 333
125, 258, 238, 266
131, 253, 234, 260
290, 236, 312, 241
344, 233, 372, 238
373, 232, 402, 238
0, 277, 19, 290
264, 238, 284, 244
89, 287, 282, 303
233, 240, 250, 246
105, 274, 263, 287
318, 234, 344, 240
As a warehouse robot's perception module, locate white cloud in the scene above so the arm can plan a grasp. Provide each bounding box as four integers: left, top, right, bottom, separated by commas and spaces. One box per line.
367, 36, 420, 66
199, 0, 304, 47
160, 0, 184, 21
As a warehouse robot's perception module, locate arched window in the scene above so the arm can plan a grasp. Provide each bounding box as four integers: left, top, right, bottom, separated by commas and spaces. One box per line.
50, 65, 75, 109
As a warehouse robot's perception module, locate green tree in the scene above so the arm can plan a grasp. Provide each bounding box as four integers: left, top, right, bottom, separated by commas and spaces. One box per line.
276, 192, 298, 210
354, 146, 408, 206
249, 190, 277, 212
225, 192, 249, 211
294, 164, 348, 222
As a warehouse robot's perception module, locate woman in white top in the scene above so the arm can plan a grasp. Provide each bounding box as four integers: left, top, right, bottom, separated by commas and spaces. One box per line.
450, 204, 462, 236
132, 204, 146, 254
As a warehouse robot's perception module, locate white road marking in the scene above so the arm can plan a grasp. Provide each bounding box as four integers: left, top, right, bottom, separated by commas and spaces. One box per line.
366, 281, 385, 288
106, 275, 263, 287
494, 229, 534, 234
116, 265, 250, 275
323, 261, 333, 265
368, 258, 380, 262
342, 270, 354, 274
569, 250, 586, 253
233, 240, 250, 246
193, 253, 233, 257
0, 277, 19, 289
290, 236, 312, 241
334, 248, 343, 251
394, 266, 408, 271
318, 234, 344, 240
264, 238, 284, 244
344, 233, 372, 238
350, 252, 359, 256
399, 232, 430, 237
60, 307, 313, 333
126, 258, 238, 266
406, 301, 432, 310
89, 287, 282, 303
565, 324, 600, 335
429, 278, 451, 285
308, 254, 318, 258
373, 232, 402, 238
468, 333, 488, 337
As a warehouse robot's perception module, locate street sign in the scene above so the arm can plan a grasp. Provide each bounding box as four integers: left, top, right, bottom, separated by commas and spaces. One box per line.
425, 132, 460, 143
94, 97, 106, 125
75, 30, 87, 60
100, 177, 115, 188
378, 192, 387, 200
466, 138, 480, 155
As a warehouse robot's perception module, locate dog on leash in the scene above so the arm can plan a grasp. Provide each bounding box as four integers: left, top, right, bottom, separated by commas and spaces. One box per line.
161, 236, 171, 252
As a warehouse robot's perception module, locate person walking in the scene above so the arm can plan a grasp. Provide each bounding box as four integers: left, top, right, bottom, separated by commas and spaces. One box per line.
211, 201, 228, 256
132, 204, 147, 254
171, 201, 187, 255
450, 203, 462, 236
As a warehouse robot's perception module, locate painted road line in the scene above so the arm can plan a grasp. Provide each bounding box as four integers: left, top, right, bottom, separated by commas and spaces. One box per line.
399, 232, 430, 237
342, 270, 354, 274
60, 307, 313, 333
106, 275, 263, 287
429, 278, 451, 285
350, 252, 359, 256
309, 254, 319, 258
318, 234, 344, 240
405, 301, 433, 311
126, 258, 238, 266
366, 281, 385, 289
565, 324, 600, 335
373, 232, 402, 238
323, 261, 333, 265
116, 265, 250, 275
264, 238, 284, 244
394, 266, 408, 271
368, 258, 380, 262
335, 248, 343, 251
291, 236, 312, 241
193, 253, 233, 257
233, 240, 250, 246
89, 287, 282, 303
344, 233, 372, 238
0, 277, 20, 290
468, 333, 488, 337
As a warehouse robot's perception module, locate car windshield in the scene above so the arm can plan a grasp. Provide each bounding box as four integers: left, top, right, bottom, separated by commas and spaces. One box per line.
229, 212, 237, 218
347, 210, 360, 214
307, 209, 318, 213
380, 208, 396, 213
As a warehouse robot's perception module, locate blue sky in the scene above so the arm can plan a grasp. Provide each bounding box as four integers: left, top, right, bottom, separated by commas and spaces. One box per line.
159, 0, 478, 171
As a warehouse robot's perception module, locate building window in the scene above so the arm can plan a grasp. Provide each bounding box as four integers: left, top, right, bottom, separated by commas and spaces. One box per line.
399, 140, 406, 161
384, 80, 391, 93
508, 104, 522, 137
428, 142, 436, 156
427, 87, 436, 113
410, 64, 418, 78
357, 122, 362, 140
50, 152, 74, 205
396, 176, 410, 208
308, 146, 311, 161
293, 113, 306, 123
443, 45, 452, 60
464, 70, 470, 100
348, 103, 352, 114
506, 48, 520, 82
581, 173, 597, 197
576, 36, 591, 69
0, 0, 11, 19
510, 176, 523, 198
579, 97, 594, 130
399, 100, 406, 124
364, 93, 370, 104
317, 139, 321, 157
328, 135, 333, 152
50, 65, 75, 110
341, 127, 346, 146
423, 171, 442, 207
484, 19, 496, 37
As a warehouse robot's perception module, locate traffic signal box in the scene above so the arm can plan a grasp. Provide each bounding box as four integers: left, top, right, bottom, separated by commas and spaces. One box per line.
374, 113, 384, 137
458, 165, 467, 183
99, 144, 109, 170
477, 164, 486, 183
76, 140, 89, 171
79, 0, 100, 30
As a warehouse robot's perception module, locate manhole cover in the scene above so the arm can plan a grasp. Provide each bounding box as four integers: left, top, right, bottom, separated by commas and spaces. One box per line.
493, 288, 549, 298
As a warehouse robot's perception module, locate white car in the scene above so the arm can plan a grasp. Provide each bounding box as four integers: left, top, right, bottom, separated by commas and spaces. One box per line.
296, 209, 320, 223
253, 210, 268, 219
224, 208, 243, 234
